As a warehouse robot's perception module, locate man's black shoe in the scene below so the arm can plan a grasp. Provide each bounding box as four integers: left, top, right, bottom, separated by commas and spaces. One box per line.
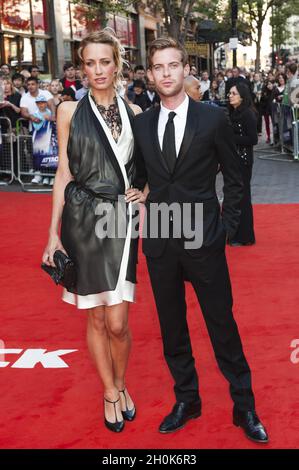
233, 408, 269, 443
159, 400, 201, 434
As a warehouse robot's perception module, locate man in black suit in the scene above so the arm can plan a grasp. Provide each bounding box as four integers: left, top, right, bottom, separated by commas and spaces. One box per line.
225, 66, 250, 97
133, 37, 268, 443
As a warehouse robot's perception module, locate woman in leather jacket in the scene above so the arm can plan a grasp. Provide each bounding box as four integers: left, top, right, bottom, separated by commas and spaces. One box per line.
42, 29, 146, 433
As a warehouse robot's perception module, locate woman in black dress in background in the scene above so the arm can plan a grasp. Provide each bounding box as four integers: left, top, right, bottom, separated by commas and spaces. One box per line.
42, 29, 145, 433
228, 82, 258, 246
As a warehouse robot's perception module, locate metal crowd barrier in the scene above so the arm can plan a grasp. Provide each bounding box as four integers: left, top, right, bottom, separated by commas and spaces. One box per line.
0, 117, 14, 185
201, 99, 228, 108
271, 103, 299, 161
16, 118, 56, 192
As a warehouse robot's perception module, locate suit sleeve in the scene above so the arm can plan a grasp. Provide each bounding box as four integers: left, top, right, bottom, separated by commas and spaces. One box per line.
215, 109, 244, 239
132, 120, 148, 190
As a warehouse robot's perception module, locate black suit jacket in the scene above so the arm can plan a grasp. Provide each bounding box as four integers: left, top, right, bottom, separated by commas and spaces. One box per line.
133, 98, 243, 257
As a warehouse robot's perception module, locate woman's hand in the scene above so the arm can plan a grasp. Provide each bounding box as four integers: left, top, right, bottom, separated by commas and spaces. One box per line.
125, 187, 147, 204
0, 100, 11, 108
42, 232, 68, 267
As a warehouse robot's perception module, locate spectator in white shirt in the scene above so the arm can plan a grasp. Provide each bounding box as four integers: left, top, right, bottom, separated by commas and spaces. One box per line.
20, 77, 55, 184
20, 77, 55, 128
75, 75, 89, 101
200, 70, 210, 94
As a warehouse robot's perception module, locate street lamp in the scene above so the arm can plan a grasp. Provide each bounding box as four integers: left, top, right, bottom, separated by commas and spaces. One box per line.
231, 0, 238, 67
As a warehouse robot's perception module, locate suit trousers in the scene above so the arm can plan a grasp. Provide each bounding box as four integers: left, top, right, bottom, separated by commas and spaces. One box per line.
146, 230, 255, 412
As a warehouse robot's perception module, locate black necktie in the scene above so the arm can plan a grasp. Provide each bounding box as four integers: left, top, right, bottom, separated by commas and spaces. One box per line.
162, 111, 176, 173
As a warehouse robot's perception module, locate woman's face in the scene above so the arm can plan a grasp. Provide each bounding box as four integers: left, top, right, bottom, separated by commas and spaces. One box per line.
82, 43, 118, 92
228, 85, 242, 108
212, 80, 218, 89
267, 81, 274, 90
278, 75, 285, 86
50, 80, 60, 95
3, 80, 13, 95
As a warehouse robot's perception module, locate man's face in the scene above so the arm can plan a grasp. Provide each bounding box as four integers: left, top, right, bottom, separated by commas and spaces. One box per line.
75, 68, 82, 79
65, 66, 75, 80
147, 81, 156, 93
135, 69, 146, 81
13, 78, 23, 89
61, 94, 73, 101
232, 68, 239, 78
1, 65, 10, 76
254, 73, 260, 82
134, 86, 143, 96
187, 80, 201, 102
27, 80, 39, 94
148, 48, 189, 98
202, 72, 209, 81
31, 68, 39, 77
82, 76, 89, 88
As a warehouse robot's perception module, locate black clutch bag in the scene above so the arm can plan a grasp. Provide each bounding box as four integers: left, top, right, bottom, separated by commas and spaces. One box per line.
41, 250, 76, 289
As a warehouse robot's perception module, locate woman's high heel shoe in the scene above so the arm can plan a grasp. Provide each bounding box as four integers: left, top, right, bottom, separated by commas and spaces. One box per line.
119, 388, 136, 421
104, 396, 125, 433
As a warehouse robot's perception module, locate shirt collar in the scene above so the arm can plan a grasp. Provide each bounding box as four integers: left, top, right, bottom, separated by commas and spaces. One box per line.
160, 94, 189, 120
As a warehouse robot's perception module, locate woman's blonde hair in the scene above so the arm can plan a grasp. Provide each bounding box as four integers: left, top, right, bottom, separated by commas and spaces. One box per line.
77, 28, 127, 90
3, 78, 16, 94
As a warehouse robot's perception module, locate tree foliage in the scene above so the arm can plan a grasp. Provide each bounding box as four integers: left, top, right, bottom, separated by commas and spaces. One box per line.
238, 0, 299, 70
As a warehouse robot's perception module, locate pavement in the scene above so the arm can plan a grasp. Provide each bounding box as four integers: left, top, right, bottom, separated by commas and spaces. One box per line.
1, 140, 299, 204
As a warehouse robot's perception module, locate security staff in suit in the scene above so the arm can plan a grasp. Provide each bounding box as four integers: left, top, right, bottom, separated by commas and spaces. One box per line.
133, 37, 268, 443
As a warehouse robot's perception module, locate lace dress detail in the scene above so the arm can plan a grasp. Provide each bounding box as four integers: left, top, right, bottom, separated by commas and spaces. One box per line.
90, 94, 122, 142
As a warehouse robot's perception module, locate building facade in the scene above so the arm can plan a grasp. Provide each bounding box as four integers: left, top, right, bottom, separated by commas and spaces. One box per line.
0, 0, 164, 77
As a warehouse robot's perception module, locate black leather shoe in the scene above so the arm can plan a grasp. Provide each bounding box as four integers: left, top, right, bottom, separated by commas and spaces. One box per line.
233, 408, 269, 443
159, 400, 201, 434
104, 396, 125, 433
119, 388, 136, 421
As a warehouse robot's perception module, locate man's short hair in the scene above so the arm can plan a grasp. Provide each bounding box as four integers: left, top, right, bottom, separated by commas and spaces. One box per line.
12, 72, 24, 82
62, 87, 76, 100
133, 79, 145, 89
27, 76, 39, 84
286, 63, 298, 75
148, 37, 188, 68
134, 65, 145, 73
28, 65, 39, 73
63, 62, 75, 72
0, 63, 11, 69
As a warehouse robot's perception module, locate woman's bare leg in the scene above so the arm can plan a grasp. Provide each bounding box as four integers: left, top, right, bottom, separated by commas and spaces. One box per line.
86, 306, 122, 423
105, 301, 134, 410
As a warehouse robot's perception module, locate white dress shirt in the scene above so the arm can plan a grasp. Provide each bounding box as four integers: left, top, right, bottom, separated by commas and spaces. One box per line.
158, 94, 189, 157
200, 79, 210, 94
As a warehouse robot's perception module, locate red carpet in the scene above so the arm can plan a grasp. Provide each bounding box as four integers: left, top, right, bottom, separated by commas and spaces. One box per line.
0, 192, 299, 449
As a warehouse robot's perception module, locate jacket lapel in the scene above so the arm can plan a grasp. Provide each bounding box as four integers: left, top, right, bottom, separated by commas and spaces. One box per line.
122, 97, 135, 154
174, 98, 198, 172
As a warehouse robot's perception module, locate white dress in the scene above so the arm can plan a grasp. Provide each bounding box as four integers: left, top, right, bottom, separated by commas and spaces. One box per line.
62, 94, 136, 309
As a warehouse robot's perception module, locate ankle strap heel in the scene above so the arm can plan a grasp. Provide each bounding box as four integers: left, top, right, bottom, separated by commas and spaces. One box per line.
119, 388, 136, 422
104, 396, 124, 433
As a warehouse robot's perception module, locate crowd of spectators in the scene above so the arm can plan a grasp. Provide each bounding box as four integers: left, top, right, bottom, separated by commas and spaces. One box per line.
1, 59, 299, 185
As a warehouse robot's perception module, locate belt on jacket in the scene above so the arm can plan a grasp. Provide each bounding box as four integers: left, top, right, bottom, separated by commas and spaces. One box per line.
71, 181, 122, 202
